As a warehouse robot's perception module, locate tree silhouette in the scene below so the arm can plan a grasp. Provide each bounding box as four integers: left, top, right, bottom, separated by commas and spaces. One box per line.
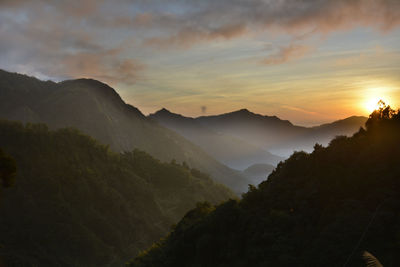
0, 148, 16, 197
365, 100, 399, 130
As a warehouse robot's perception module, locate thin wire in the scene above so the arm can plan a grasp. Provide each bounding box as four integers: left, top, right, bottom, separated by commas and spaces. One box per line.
342, 199, 386, 267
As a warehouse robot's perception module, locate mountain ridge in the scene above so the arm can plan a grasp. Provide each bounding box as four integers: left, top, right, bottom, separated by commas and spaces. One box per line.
196, 108, 295, 127
153, 107, 367, 131
149, 108, 284, 171
0, 69, 249, 193
150, 107, 367, 161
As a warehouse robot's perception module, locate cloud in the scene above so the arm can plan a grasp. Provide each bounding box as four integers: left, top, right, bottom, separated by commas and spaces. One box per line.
138, 0, 400, 48
0, 0, 103, 17
52, 51, 144, 85
145, 24, 247, 48
1, 0, 400, 83
261, 44, 312, 65
0, 0, 143, 85
281, 105, 318, 115
2, 1, 400, 36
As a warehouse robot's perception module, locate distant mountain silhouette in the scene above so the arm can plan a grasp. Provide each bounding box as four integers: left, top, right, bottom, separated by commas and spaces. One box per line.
150, 108, 283, 170
151, 107, 366, 161
0, 69, 248, 193
195, 108, 367, 157
278, 115, 368, 155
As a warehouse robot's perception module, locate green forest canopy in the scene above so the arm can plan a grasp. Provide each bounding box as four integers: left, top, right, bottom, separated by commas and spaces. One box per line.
0, 120, 234, 266
0, 148, 16, 189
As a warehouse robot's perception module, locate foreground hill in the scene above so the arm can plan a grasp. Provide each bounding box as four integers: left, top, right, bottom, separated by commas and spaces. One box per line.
129, 106, 400, 267
0, 69, 248, 193
0, 120, 234, 266
149, 108, 283, 170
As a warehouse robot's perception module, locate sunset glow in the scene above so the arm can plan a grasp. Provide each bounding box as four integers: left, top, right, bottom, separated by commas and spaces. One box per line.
0, 0, 399, 125
361, 84, 398, 115
365, 96, 388, 113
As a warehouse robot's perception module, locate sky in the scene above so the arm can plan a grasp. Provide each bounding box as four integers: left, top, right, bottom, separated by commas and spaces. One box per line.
1, 0, 400, 125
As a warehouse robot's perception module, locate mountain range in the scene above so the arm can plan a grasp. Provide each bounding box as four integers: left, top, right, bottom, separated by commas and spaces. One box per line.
0, 69, 367, 191
196, 108, 367, 156
0, 69, 248, 193
149, 108, 283, 170
150, 108, 367, 169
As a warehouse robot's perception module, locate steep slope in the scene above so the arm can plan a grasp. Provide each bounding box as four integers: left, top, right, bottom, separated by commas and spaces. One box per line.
0, 120, 234, 266
0, 69, 248, 193
149, 108, 283, 169
196, 109, 367, 157
242, 163, 275, 185
129, 108, 400, 267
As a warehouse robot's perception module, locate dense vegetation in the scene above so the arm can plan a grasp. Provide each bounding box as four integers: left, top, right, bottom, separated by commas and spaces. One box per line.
0, 120, 234, 266
129, 104, 400, 267
0, 148, 16, 197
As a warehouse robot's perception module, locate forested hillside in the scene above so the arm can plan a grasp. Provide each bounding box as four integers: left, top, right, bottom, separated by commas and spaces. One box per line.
0, 148, 16, 198
0, 69, 248, 193
0, 120, 234, 266
129, 105, 400, 267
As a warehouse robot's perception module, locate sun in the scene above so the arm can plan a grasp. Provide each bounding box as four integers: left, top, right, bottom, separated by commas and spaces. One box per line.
364, 96, 389, 113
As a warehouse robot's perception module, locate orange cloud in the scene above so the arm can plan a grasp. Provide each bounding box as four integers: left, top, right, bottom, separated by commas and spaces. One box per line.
281, 105, 318, 115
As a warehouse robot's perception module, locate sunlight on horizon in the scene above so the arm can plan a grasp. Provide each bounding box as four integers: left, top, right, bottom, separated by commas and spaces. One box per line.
361, 85, 397, 114
365, 97, 389, 113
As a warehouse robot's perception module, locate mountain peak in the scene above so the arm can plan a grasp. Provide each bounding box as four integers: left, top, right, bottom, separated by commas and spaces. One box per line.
213, 108, 255, 118
238, 108, 250, 113
151, 108, 193, 121
59, 78, 117, 95
157, 108, 173, 114
233, 108, 253, 115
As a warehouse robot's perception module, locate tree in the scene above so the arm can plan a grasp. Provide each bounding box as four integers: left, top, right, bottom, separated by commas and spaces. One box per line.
0, 148, 16, 190
365, 100, 397, 130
